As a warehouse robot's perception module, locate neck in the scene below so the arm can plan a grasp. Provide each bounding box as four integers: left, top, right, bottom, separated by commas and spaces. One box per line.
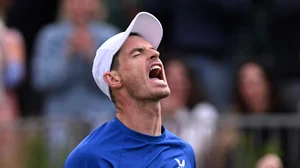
73, 22, 88, 29
115, 98, 162, 136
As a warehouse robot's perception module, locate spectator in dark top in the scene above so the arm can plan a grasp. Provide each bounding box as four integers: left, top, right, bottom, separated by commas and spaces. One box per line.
268, 0, 300, 112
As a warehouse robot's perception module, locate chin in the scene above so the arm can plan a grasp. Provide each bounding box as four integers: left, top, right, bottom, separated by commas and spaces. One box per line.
154, 88, 171, 100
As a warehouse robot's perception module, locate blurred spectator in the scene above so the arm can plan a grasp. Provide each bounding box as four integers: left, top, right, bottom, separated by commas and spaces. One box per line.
105, 0, 143, 30
0, 0, 26, 167
32, 0, 119, 122
227, 60, 290, 167
160, 56, 219, 167
31, 0, 119, 164
0, 0, 25, 125
144, 0, 253, 112
231, 60, 288, 114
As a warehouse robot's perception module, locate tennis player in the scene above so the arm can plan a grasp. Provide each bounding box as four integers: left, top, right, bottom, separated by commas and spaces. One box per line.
64, 12, 196, 168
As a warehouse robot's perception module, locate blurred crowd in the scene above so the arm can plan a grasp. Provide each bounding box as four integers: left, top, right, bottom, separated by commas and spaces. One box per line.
0, 0, 300, 168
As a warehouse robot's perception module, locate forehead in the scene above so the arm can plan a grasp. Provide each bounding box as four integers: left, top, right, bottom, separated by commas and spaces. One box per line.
240, 63, 264, 76
120, 35, 153, 55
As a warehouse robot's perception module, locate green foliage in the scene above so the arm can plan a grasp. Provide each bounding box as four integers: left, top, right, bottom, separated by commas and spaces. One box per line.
234, 134, 282, 168
26, 134, 49, 168
25, 133, 71, 168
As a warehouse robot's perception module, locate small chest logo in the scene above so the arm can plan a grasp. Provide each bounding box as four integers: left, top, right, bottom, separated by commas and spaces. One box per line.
174, 158, 185, 168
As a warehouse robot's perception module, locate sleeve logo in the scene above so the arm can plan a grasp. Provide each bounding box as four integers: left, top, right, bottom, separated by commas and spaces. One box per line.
174, 158, 185, 168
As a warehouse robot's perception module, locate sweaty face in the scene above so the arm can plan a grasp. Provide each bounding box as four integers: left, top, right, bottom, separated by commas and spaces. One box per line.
117, 35, 170, 101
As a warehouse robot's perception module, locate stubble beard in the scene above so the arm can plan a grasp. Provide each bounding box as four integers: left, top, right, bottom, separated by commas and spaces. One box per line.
126, 84, 170, 102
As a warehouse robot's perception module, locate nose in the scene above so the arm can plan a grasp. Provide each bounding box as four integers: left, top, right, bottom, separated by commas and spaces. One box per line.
149, 50, 160, 60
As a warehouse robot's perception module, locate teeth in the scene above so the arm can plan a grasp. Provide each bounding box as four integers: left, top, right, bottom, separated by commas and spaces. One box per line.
150, 65, 161, 71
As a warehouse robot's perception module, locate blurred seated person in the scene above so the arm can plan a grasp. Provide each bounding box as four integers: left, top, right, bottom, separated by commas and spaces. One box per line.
31, 0, 119, 163
160, 56, 219, 167
0, 0, 26, 167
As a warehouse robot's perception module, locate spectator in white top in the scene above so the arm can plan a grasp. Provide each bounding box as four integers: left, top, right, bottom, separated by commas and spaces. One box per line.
160, 55, 219, 167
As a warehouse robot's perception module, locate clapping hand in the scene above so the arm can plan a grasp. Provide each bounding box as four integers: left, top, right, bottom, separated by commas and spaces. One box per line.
256, 154, 283, 168
68, 27, 94, 62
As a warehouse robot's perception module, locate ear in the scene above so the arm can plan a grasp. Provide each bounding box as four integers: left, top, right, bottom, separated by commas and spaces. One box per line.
103, 71, 122, 89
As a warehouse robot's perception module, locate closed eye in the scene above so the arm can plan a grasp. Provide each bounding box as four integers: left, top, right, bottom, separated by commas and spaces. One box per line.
132, 52, 141, 57
130, 47, 145, 57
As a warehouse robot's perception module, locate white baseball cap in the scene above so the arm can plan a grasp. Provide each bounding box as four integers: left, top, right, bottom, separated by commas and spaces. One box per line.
92, 12, 163, 100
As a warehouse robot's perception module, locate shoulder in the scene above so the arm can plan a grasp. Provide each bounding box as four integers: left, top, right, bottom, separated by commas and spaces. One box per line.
79, 121, 119, 146
3, 28, 24, 44
90, 21, 120, 37
64, 122, 121, 168
64, 145, 114, 168
165, 130, 195, 155
165, 130, 196, 165
179, 140, 196, 167
165, 128, 182, 140
92, 21, 120, 32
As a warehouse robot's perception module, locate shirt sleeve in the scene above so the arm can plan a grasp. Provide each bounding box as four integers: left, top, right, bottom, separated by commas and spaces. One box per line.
64, 148, 114, 168
180, 140, 197, 168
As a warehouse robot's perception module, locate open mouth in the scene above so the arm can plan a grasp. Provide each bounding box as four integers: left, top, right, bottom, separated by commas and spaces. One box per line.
149, 65, 163, 81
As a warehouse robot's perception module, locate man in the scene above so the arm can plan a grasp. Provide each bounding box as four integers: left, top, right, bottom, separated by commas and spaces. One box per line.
64, 12, 196, 168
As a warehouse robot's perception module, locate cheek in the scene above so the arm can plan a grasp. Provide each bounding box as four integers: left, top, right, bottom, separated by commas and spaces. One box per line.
257, 82, 269, 97
240, 81, 268, 101
121, 69, 148, 98
239, 81, 253, 99
122, 65, 145, 85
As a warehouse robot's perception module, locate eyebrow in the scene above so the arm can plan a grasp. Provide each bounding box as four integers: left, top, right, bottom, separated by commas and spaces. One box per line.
129, 47, 155, 56
129, 47, 145, 56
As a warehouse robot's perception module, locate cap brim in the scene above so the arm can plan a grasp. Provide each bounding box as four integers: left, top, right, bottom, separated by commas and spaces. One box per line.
112, 12, 163, 55
125, 12, 163, 50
